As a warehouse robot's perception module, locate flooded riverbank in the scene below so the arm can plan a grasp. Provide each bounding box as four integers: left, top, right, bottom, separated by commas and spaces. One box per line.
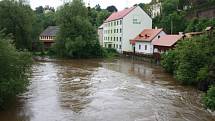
0, 58, 214, 121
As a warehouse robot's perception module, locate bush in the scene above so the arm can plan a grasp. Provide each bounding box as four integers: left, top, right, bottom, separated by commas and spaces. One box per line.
0, 32, 32, 109
203, 85, 215, 111
102, 48, 119, 58
161, 35, 212, 85
161, 51, 177, 73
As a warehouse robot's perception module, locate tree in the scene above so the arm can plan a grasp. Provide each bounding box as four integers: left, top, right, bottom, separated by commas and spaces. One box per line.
95, 4, 101, 11
0, 31, 32, 109
54, 0, 103, 58
138, 3, 152, 16
35, 6, 44, 14
106, 5, 118, 12
0, 0, 35, 50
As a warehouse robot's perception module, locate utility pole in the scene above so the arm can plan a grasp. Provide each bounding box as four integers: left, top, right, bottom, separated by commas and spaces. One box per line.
171, 19, 173, 34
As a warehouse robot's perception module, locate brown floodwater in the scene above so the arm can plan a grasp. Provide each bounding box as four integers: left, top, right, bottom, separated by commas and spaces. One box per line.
0, 58, 214, 121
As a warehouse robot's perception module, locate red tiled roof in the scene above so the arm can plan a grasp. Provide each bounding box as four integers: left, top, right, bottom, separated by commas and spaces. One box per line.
105, 7, 136, 22
131, 29, 163, 42
152, 35, 183, 47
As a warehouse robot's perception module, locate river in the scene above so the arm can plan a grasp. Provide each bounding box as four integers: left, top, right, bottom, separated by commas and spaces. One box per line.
0, 58, 214, 121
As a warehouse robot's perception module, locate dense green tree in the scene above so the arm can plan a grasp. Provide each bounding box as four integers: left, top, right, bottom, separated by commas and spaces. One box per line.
35, 6, 44, 14
0, 0, 35, 50
138, 3, 152, 16
106, 5, 118, 12
54, 0, 103, 58
96, 9, 110, 26
161, 35, 215, 86
185, 18, 215, 32
0, 31, 32, 109
203, 85, 215, 111
161, 0, 179, 15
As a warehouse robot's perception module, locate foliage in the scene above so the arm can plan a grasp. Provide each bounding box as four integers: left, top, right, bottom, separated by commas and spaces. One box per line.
0, 0, 35, 50
161, 51, 177, 73
106, 5, 117, 12
152, 0, 188, 34
203, 85, 215, 111
102, 48, 119, 58
161, 35, 214, 85
159, 11, 187, 34
185, 18, 215, 32
0, 31, 32, 109
54, 0, 104, 58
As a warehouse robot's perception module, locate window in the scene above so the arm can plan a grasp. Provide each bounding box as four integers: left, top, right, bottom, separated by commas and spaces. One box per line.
116, 37, 118, 41
116, 29, 118, 33
120, 37, 122, 42
158, 35, 160, 39
145, 45, 147, 50
120, 28, 122, 33
117, 21, 119, 25
120, 20, 122, 25
114, 37, 115, 41
119, 45, 122, 49
111, 37, 112, 41
116, 44, 118, 48
139, 45, 141, 50
113, 44, 115, 48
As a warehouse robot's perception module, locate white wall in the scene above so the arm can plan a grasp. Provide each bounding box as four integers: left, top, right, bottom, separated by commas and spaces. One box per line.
135, 41, 152, 54
123, 6, 152, 52
102, 19, 123, 53
135, 31, 166, 54
98, 28, 103, 46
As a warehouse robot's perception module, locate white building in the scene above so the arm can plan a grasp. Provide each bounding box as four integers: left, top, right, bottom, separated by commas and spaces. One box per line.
151, 0, 162, 18
100, 6, 152, 53
130, 29, 166, 54
98, 24, 104, 46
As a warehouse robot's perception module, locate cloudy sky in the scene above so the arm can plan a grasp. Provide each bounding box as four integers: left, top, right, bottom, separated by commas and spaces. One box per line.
29, 0, 151, 10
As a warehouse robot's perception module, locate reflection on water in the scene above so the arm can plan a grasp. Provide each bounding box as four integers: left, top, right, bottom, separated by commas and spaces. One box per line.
0, 58, 214, 121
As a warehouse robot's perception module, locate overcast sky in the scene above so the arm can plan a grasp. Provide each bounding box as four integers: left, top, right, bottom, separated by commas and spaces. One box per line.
29, 0, 151, 10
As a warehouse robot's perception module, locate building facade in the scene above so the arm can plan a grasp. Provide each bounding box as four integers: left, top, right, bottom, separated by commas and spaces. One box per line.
101, 6, 152, 53
39, 26, 59, 49
98, 24, 104, 46
130, 29, 166, 55
151, 0, 162, 18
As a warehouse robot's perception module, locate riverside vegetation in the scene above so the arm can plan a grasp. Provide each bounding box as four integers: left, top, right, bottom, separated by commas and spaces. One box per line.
0, 0, 115, 109
0, 32, 32, 109
161, 34, 215, 111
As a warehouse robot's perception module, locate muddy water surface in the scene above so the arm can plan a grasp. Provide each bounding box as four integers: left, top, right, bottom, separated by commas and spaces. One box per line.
0, 58, 214, 121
